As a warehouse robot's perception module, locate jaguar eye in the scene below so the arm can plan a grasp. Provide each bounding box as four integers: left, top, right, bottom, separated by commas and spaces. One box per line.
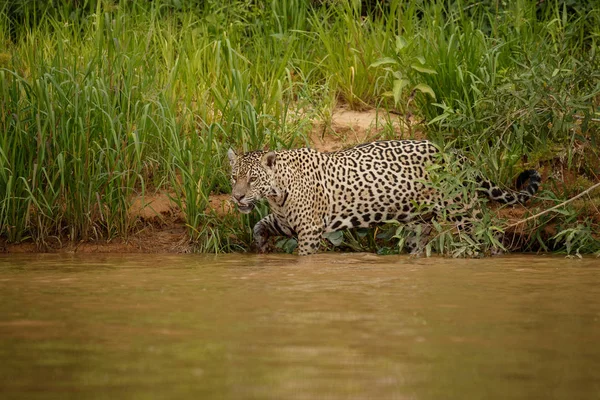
248, 176, 256, 183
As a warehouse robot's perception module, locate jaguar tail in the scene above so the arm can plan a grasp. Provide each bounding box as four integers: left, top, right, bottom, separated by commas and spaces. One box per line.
481, 169, 541, 205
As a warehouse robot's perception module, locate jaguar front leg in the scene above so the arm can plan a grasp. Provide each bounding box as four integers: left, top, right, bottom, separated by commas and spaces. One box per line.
296, 225, 323, 256
404, 221, 433, 255
252, 213, 294, 253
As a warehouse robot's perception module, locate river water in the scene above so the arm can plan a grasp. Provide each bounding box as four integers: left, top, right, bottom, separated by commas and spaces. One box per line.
1, 254, 599, 399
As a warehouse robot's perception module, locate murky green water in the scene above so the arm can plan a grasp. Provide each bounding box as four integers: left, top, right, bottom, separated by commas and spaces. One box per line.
1, 254, 600, 399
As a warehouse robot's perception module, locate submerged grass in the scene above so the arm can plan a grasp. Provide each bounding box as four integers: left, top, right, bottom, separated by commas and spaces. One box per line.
0, 0, 599, 255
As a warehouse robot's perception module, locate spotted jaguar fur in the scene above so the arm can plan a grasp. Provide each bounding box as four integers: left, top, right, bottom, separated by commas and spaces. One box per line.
228, 140, 540, 255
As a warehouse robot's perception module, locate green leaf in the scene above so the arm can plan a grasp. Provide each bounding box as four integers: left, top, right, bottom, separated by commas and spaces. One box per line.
276, 238, 297, 253
553, 207, 573, 216
323, 231, 344, 246
411, 64, 437, 74
437, 233, 445, 254
356, 228, 370, 238
415, 56, 426, 64
413, 83, 436, 100
369, 57, 398, 68
393, 79, 410, 104
395, 36, 407, 52
392, 70, 403, 80
428, 112, 450, 125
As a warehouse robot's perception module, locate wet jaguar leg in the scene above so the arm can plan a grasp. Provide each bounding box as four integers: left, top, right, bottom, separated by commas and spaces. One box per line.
253, 214, 294, 253
296, 225, 323, 256
404, 221, 433, 255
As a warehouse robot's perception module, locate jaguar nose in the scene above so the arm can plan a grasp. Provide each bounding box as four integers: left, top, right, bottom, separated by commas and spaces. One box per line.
232, 192, 245, 202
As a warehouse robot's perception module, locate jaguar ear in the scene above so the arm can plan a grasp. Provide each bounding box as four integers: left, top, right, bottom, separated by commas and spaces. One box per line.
261, 152, 277, 170
227, 148, 237, 166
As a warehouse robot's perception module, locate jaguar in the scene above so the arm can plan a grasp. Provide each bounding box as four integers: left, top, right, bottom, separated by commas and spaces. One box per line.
227, 140, 540, 255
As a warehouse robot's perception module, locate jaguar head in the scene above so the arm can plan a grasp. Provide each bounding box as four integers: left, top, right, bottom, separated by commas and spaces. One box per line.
227, 149, 278, 214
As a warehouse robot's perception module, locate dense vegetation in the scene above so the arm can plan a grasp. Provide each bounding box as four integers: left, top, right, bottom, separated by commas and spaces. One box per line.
1, 0, 599, 255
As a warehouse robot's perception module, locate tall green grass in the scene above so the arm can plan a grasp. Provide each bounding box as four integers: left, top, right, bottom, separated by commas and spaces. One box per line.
0, 0, 598, 254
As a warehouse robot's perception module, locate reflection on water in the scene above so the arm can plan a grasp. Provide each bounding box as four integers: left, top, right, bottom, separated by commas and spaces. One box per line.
1, 253, 600, 399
